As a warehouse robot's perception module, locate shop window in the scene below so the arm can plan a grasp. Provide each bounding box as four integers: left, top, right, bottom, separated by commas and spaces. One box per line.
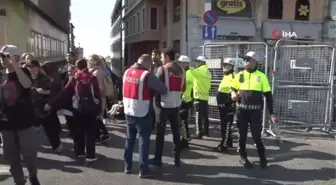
173, 0, 181, 22
295, 0, 310, 21
163, 5, 167, 26
150, 7, 158, 30
268, 0, 283, 19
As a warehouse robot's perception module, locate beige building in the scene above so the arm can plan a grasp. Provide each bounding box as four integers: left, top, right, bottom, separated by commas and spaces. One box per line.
121, 0, 330, 66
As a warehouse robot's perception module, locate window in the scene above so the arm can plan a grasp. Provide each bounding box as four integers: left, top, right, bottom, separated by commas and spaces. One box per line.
295, 0, 310, 21
163, 41, 166, 48
163, 5, 167, 26
173, 0, 181, 22
132, 16, 135, 33
268, 0, 283, 19
173, 40, 180, 53
142, 8, 146, 31
150, 7, 158, 30
137, 12, 140, 33
126, 21, 129, 36
329, 0, 336, 20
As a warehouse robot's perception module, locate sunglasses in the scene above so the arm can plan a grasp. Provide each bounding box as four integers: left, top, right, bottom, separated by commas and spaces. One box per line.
0, 53, 9, 58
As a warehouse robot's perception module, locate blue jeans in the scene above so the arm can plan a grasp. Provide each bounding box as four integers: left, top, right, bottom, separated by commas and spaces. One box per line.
124, 113, 152, 173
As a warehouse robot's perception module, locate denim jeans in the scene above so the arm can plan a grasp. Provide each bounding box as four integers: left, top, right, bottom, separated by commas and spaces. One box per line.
124, 113, 152, 173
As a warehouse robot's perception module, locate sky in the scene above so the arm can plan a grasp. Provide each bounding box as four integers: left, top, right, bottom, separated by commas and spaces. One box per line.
70, 0, 115, 57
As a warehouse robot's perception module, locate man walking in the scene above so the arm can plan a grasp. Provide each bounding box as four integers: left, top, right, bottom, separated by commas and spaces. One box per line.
150, 48, 185, 167
0, 45, 40, 185
123, 54, 167, 178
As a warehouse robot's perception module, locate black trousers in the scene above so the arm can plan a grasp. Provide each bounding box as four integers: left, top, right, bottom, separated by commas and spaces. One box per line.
180, 101, 193, 140
194, 99, 209, 135
73, 113, 97, 158
154, 108, 181, 161
236, 108, 265, 158
96, 118, 109, 139
65, 115, 76, 138
39, 112, 62, 150
216, 93, 234, 147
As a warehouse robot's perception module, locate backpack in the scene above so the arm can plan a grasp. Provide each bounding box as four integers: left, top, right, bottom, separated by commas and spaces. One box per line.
103, 75, 115, 99
72, 78, 100, 114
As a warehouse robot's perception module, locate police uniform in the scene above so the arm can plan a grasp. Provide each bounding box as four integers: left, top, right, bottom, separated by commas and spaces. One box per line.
231, 51, 274, 169
191, 56, 212, 139
216, 71, 235, 151
179, 57, 194, 148
152, 63, 185, 167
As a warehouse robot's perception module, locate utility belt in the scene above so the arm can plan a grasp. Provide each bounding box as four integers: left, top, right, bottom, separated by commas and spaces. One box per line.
236, 104, 261, 110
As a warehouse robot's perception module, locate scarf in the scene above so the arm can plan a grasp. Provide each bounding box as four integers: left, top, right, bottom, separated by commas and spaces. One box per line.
75, 68, 92, 83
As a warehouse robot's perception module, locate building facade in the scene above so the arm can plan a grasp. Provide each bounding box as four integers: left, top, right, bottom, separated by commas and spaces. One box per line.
113, 0, 331, 70
0, 0, 70, 62
111, 0, 124, 74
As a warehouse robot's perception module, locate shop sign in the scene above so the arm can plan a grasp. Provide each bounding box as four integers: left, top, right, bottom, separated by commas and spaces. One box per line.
272, 29, 298, 39
211, 0, 252, 17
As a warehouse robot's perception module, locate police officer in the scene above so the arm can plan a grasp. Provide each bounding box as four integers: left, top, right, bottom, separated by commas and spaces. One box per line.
231, 51, 277, 169
191, 56, 212, 139
215, 58, 236, 152
177, 55, 194, 149
151, 48, 185, 167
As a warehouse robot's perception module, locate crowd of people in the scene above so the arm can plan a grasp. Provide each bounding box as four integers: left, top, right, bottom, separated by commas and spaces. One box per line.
0, 45, 121, 185
0, 43, 277, 184
122, 47, 277, 178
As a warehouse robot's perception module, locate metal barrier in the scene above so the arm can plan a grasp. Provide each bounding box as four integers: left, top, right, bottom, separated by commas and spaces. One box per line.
190, 42, 269, 124
269, 39, 335, 135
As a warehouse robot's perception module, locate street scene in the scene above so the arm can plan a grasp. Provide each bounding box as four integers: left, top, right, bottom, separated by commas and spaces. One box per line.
1, 0, 336, 185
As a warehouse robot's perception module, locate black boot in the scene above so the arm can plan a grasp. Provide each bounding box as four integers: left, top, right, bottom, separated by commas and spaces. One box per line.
180, 139, 189, 149
258, 148, 268, 169
239, 153, 253, 169
214, 144, 228, 152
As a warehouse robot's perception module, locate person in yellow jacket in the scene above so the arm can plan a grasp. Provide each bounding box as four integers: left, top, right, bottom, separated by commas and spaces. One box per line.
215, 58, 237, 152
231, 51, 277, 169
190, 56, 212, 139
177, 55, 194, 149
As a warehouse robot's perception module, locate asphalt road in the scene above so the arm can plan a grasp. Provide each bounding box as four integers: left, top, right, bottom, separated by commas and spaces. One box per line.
0, 120, 335, 185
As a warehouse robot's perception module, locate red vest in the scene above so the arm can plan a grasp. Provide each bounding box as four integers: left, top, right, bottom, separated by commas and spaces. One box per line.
160, 66, 184, 108
123, 67, 150, 117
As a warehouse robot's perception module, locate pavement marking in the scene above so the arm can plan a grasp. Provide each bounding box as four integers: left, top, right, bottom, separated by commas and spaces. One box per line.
326, 161, 336, 167
0, 165, 10, 174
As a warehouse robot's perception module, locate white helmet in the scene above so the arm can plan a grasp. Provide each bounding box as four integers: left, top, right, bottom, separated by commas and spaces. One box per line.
222, 58, 236, 66
178, 55, 191, 63
196, 56, 207, 62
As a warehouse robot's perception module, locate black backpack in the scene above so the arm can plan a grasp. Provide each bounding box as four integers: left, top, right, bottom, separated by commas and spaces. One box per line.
72, 78, 100, 114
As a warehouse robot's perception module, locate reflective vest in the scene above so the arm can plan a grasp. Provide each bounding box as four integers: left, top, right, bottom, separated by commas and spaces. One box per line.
122, 67, 151, 117
160, 66, 184, 108
191, 65, 212, 101
218, 73, 234, 94
182, 69, 194, 103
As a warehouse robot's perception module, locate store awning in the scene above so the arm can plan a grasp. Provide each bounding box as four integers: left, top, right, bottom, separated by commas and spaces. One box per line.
263, 21, 292, 39
291, 23, 323, 40
216, 19, 256, 37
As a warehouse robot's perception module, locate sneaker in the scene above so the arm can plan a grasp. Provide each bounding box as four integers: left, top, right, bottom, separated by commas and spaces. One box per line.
124, 168, 132, 174
100, 135, 111, 143
76, 154, 85, 158
29, 176, 41, 185
139, 170, 156, 179
86, 157, 98, 162
54, 144, 63, 153
192, 134, 203, 139
148, 158, 162, 167
260, 157, 268, 169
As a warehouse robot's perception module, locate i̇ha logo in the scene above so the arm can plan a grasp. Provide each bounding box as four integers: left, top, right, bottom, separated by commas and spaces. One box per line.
272, 29, 297, 39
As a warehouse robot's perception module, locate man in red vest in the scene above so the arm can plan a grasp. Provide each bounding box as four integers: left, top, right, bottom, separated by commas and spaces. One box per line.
122, 54, 167, 178
150, 48, 185, 167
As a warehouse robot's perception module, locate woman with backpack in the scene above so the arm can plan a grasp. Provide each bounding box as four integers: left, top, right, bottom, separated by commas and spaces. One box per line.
88, 54, 111, 143
45, 59, 101, 162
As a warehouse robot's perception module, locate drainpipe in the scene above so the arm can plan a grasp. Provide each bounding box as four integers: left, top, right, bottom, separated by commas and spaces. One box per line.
180, 0, 187, 54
